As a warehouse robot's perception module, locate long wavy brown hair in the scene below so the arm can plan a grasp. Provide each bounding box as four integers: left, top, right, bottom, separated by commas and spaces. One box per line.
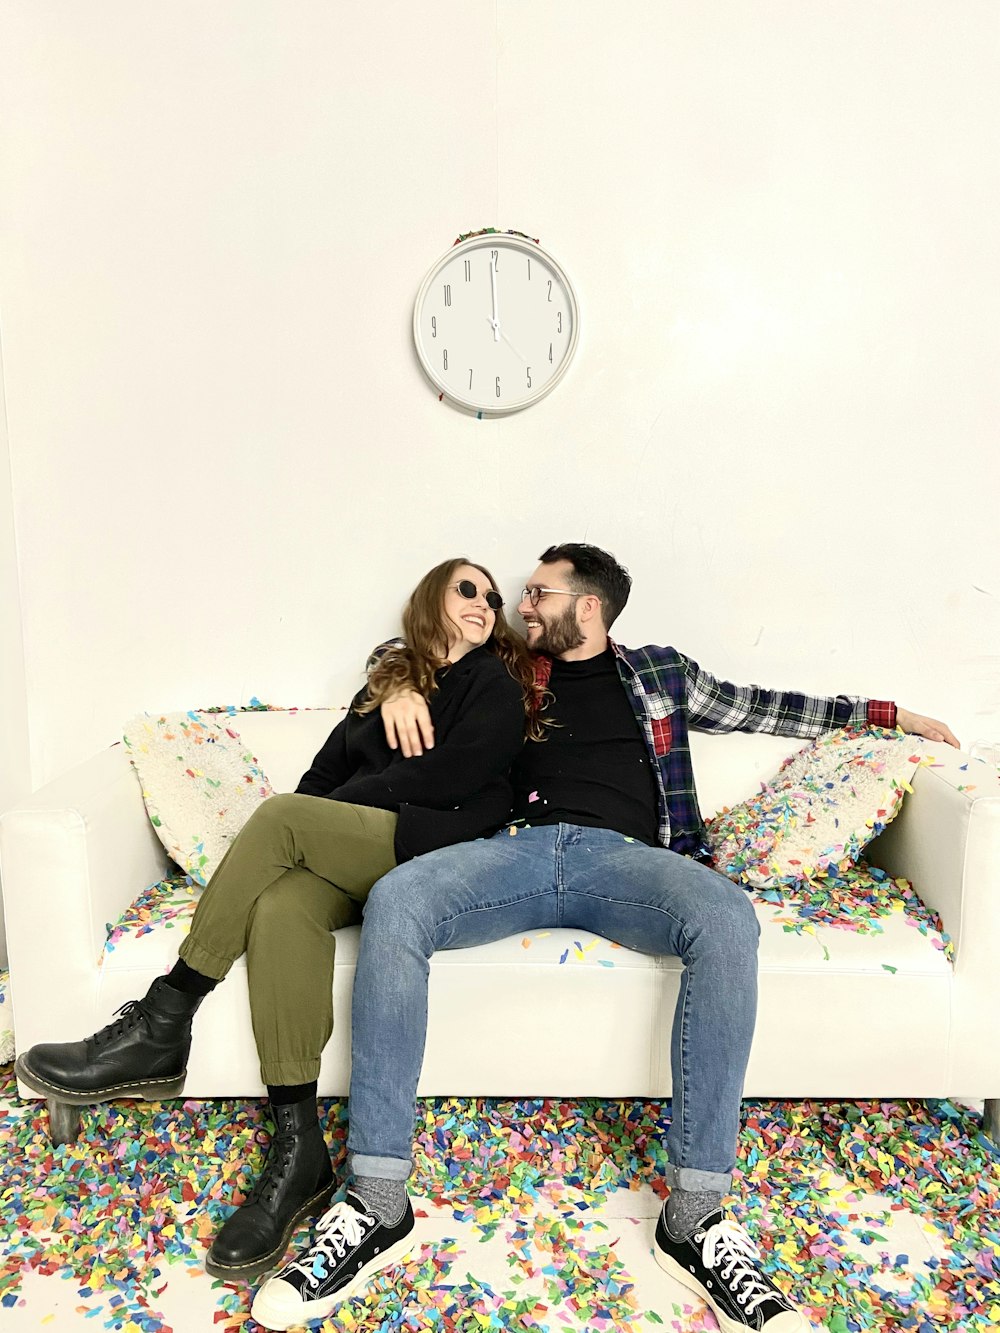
358, 558, 546, 740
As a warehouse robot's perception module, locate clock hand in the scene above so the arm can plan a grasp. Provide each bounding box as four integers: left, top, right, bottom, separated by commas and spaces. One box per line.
489, 257, 500, 341
482, 317, 525, 361
499, 328, 528, 362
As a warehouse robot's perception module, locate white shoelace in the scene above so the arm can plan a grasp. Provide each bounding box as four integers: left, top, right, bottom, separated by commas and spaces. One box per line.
287, 1199, 376, 1280
700, 1219, 775, 1316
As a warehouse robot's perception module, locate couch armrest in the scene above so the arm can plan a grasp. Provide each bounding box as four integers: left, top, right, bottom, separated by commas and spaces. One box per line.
0, 743, 169, 1048
868, 744, 1000, 975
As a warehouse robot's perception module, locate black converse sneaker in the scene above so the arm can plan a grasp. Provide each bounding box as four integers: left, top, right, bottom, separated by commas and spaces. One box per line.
654, 1208, 805, 1332
250, 1190, 415, 1330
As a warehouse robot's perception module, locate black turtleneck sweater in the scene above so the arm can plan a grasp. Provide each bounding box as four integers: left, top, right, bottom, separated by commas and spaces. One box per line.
511, 647, 660, 845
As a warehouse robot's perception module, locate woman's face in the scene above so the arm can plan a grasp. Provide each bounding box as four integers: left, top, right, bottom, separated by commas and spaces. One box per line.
442, 563, 499, 661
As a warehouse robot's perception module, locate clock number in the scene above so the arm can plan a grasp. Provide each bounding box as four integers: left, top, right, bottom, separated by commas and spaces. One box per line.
548, 342, 554, 363
443, 284, 452, 307
469, 369, 473, 390
431, 316, 437, 338
496, 376, 501, 399
547, 280, 553, 302
491, 249, 499, 271
443, 350, 448, 370
464, 260, 471, 282
557, 311, 563, 333
527, 257, 531, 280
526, 367, 532, 389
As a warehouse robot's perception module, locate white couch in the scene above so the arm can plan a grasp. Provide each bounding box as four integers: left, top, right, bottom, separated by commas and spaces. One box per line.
3, 710, 999, 1142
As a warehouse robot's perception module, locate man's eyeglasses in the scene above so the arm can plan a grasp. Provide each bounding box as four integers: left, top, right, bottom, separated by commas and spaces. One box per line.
520, 585, 588, 607
450, 580, 504, 611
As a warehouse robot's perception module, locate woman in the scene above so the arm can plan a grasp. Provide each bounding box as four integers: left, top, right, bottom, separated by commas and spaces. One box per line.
15, 557, 539, 1284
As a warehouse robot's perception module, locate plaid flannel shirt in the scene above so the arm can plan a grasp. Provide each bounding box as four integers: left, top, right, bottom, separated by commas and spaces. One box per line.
371, 637, 896, 861
596, 641, 894, 858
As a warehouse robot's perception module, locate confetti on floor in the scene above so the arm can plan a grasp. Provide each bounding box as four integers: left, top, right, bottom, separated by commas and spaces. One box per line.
1, 1066, 998, 1332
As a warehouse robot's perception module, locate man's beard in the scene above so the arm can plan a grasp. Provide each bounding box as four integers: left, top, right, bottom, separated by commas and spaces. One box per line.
532, 603, 586, 656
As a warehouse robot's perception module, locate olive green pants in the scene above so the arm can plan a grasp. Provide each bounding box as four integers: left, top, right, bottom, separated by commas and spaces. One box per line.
177, 793, 398, 1085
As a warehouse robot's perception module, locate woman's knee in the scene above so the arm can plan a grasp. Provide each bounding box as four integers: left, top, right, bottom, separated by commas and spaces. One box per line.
246, 791, 301, 833
246, 882, 288, 938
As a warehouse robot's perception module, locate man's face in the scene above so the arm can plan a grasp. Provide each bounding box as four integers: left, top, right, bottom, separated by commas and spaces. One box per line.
517, 560, 586, 656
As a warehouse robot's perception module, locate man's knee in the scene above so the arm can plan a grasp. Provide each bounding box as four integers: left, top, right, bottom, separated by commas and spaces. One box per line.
696, 868, 760, 947
363, 864, 423, 928
362, 861, 453, 957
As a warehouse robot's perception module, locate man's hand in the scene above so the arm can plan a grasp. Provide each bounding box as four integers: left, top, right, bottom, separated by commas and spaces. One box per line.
896, 706, 960, 749
381, 689, 436, 757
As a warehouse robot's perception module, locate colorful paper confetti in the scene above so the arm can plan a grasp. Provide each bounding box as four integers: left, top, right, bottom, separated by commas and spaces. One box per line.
1, 1077, 998, 1331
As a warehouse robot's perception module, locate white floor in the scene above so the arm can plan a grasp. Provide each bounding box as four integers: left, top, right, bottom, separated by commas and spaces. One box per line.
0, 1171, 960, 1332
1, 1042, 991, 1333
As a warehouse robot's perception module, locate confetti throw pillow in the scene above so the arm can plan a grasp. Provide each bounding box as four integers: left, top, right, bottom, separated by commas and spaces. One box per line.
123, 712, 273, 886
705, 727, 926, 888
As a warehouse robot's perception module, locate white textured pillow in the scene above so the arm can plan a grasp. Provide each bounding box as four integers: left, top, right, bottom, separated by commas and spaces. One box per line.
123, 712, 273, 885
706, 727, 925, 888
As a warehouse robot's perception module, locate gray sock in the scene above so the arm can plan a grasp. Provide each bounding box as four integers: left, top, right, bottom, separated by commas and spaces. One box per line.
665, 1187, 724, 1240
351, 1174, 407, 1226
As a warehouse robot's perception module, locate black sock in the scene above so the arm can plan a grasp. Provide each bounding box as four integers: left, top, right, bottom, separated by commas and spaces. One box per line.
165, 959, 218, 997
267, 1081, 318, 1106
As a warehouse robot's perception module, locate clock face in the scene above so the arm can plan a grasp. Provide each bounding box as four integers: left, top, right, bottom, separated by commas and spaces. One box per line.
413, 233, 579, 415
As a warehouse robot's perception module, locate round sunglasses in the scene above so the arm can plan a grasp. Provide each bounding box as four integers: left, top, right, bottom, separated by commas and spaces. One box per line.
449, 579, 504, 611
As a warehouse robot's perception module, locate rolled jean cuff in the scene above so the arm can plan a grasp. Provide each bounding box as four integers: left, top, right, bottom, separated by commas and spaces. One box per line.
664, 1160, 732, 1195
349, 1152, 412, 1181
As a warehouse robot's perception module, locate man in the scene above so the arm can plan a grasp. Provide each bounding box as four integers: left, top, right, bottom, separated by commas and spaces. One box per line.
251, 543, 958, 1333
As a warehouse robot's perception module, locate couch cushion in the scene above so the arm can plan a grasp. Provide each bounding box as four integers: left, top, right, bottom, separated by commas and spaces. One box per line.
228, 708, 345, 795
100, 862, 952, 984
96, 863, 954, 1099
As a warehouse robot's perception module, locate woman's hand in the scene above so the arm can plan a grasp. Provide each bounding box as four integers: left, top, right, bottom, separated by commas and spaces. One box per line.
382, 690, 436, 757
896, 706, 960, 748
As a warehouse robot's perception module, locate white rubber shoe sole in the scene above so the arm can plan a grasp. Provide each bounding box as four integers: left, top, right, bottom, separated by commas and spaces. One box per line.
250, 1233, 415, 1330
654, 1247, 805, 1333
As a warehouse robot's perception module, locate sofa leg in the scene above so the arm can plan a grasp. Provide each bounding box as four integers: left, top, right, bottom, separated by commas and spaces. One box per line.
47, 1099, 82, 1145
983, 1098, 1000, 1145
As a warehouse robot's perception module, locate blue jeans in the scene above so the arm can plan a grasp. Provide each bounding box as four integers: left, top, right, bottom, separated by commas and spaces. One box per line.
347, 824, 760, 1193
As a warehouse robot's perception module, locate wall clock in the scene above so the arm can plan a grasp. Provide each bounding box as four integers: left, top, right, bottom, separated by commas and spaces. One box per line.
412, 230, 580, 416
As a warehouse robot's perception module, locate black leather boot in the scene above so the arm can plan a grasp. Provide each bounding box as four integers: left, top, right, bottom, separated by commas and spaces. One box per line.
206, 1097, 335, 1282
14, 976, 204, 1104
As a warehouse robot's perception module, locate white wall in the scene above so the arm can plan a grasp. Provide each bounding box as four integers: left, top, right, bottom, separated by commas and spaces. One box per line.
0, 330, 31, 967
1, 0, 998, 812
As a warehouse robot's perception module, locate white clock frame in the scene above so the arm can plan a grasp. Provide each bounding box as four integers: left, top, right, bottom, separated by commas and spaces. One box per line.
412, 232, 580, 416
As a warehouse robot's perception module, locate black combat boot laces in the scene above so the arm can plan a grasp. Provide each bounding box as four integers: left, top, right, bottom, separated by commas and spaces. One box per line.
248, 1131, 297, 1208
91, 999, 149, 1048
